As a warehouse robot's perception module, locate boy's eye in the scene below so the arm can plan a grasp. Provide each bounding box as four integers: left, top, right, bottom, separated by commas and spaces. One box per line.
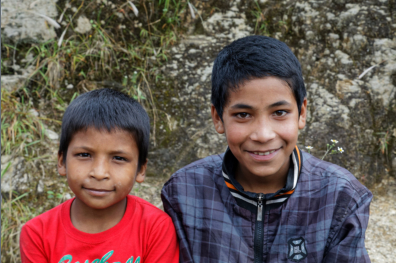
236, 112, 251, 118
273, 110, 287, 117
114, 156, 127, 161
77, 153, 90, 157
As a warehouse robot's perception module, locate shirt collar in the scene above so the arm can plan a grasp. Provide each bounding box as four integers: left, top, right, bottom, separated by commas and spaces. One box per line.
222, 146, 302, 206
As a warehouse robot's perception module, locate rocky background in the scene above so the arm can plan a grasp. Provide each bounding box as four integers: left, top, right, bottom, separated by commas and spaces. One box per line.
1, 0, 396, 262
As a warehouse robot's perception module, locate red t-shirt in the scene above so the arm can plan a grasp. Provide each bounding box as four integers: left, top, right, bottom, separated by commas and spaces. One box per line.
20, 195, 179, 263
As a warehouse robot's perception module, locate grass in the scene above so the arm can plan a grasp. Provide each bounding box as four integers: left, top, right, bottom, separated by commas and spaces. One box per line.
1, 193, 37, 262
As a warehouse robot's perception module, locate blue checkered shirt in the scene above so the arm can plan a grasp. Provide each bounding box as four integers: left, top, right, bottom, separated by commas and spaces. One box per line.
161, 147, 372, 262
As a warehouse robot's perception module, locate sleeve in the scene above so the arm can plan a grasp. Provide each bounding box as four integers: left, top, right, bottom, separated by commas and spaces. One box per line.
144, 215, 179, 263
322, 189, 373, 263
20, 223, 48, 263
161, 186, 194, 263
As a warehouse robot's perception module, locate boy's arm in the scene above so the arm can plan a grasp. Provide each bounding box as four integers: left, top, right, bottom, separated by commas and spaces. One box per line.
144, 215, 179, 263
323, 189, 372, 263
161, 187, 194, 263
20, 223, 48, 263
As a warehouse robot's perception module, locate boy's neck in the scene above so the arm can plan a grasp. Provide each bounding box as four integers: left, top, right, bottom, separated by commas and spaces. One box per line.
235, 158, 290, 194
70, 197, 127, 234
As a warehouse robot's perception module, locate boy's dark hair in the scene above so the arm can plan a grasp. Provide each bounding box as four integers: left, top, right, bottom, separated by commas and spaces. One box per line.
211, 35, 306, 119
59, 88, 150, 170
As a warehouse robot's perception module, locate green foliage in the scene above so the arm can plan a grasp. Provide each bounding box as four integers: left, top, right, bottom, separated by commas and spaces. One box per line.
376, 131, 390, 155
47, 190, 63, 199
1, 192, 38, 262
321, 140, 344, 160
1, 90, 46, 156
251, 1, 269, 35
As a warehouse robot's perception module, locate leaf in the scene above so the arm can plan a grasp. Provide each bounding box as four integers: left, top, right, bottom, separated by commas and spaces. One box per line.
32, 12, 61, 29
128, 1, 139, 17
188, 2, 196, 19
58, 28, 68, 47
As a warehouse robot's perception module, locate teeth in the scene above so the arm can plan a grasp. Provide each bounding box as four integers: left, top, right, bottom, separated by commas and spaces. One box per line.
254, 150, 276, 156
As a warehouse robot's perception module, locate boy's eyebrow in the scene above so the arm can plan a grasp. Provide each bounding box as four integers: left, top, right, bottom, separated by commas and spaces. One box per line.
229, 100, 292, 110
268, 100, 292, 108
230, 103, 254, 109
74, 146, 130, 155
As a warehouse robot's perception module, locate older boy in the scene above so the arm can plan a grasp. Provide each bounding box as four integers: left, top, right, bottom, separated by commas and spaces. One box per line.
20, 89, 179, 263
161, 36, 372, 262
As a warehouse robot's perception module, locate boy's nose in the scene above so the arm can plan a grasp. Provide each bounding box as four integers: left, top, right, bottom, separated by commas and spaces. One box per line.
249, 121, 276, 143
90, 158, 110, 180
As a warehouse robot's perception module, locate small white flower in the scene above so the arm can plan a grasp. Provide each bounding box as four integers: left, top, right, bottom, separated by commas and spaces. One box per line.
331, 139, 338, 144
305, 146, 313, 150
338, 147, 344, 153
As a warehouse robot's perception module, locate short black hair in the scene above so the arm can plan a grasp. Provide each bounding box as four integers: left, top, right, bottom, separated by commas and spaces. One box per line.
59, 88, 150, 170
211, 35, 306, 119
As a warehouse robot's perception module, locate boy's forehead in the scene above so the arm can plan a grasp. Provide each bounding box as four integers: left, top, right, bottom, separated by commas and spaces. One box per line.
224, 77, 296, 106
71, 126, 137, 142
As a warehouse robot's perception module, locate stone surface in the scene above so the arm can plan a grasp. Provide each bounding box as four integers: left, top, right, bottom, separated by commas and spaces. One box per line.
74, 15, 92, 34
1, 0, 59, 42
366, 178, 396, 263
1, 155, 30, 193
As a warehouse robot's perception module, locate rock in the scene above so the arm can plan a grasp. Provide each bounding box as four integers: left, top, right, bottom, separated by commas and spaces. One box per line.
1, 156, 31, 193
335, 50, 353, 65
1, 75, 29, 93
45, 129, 59, 140
74, 15, 92, 34
1, 0, 58, 42
37, 180, 44, 194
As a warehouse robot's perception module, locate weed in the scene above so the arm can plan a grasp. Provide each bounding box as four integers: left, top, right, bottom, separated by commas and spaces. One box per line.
1, 90, 46, 156
377, 131, 390, 156
305, 140, 344, 160
321, 139, 344, 160
251, 1, 269, 35
1, 192, 38, 262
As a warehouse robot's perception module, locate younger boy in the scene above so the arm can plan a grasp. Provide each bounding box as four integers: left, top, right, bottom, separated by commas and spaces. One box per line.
161, 36, 372, 262
20, 89, 179, 263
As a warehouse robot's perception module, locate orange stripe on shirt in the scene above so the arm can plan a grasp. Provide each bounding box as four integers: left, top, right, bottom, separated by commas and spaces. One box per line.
225, 181, 238, 191
295, 145, 301, 172
275, 189, 295, 197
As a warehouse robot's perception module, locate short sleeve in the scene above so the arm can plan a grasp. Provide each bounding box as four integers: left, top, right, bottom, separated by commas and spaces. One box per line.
20, 223, 48, 263
143, 216, 179, 263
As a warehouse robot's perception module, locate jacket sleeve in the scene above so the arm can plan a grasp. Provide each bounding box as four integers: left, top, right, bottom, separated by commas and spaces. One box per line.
20, 223, 48, 263
161, 185, 194, 263
323, 188, 372, 263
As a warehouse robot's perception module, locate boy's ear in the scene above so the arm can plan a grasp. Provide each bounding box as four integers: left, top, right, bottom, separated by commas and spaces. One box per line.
135, 159, 147, 183
211, 105, 225, 134
58, 152, 67, 176
298, 98, 308, 129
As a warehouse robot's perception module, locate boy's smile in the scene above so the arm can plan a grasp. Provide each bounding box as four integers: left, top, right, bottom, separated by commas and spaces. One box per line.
58, 128, 146, 212
212, 77, 307, 193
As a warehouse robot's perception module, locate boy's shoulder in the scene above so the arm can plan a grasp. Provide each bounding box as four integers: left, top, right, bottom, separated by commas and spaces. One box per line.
129, 195, 171, 222
299, 151, 371, 199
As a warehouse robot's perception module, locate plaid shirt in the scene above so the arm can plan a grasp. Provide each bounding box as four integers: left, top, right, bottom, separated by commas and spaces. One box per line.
161, 147, 372, 263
